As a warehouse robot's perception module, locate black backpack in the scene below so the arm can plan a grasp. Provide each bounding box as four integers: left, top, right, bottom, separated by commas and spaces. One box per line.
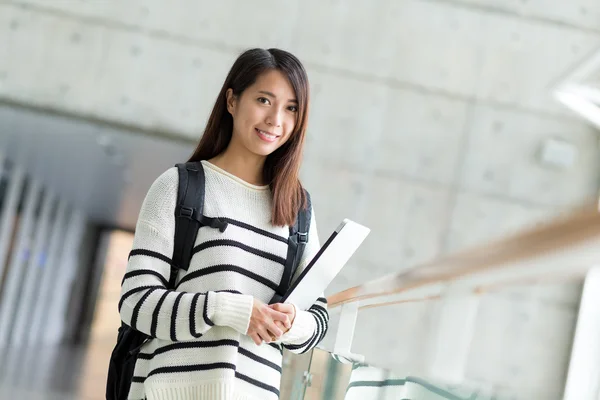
106, 161, 312, 400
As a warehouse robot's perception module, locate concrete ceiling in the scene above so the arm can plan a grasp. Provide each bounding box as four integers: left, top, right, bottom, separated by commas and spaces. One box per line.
2, 0, 600, 139
0, 104, 193, 231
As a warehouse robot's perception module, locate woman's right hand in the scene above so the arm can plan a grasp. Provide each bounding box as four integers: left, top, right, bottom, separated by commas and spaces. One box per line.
247, 299, 291, 345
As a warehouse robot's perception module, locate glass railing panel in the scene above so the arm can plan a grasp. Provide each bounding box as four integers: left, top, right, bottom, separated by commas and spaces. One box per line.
298, 348, 503, 400
280, 347, 314, 400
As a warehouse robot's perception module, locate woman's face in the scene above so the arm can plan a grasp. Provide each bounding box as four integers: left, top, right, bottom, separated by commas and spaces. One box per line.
226, 69, 298, 158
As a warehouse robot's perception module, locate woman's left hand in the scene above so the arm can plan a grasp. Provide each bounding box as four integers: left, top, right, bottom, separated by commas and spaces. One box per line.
268, 303, 296, 335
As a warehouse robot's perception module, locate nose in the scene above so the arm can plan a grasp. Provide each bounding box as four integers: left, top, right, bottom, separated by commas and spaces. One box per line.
266, 108, 282, 128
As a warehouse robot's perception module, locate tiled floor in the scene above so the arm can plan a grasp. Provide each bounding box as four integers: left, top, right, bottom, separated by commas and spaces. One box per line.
0, 343, 90, 399
0, 386, 79, 400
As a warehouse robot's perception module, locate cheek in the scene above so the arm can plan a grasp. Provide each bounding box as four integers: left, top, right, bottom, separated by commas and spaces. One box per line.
232, 109, 254, 137
233, 101, 256, 123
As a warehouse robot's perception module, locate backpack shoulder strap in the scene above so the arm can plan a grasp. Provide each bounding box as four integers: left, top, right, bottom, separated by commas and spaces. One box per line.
172, 161, 206, 280
269, 190, 312, 304
295, 190, 312, 266
172, 161, 228, 284
290, 190, 312, 272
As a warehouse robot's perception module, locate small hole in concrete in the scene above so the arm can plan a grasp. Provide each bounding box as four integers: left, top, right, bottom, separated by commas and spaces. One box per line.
130, 46, 142, 56
412, 196, 424, 207
483, 169, 495, 181
419, 156, 433, 168
70, 32, 81, 44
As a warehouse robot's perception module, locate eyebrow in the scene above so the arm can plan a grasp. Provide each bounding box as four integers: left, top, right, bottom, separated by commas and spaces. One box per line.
258, 90, 297, 104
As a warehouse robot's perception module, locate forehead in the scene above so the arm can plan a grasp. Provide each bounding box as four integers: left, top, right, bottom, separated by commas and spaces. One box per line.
248, 69, 296, 100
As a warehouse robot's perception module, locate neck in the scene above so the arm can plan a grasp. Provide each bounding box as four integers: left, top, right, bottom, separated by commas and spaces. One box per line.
209, 146, 267, 186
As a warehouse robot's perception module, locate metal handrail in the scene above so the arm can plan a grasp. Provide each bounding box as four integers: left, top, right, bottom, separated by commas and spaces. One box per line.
327, 201, 600, 310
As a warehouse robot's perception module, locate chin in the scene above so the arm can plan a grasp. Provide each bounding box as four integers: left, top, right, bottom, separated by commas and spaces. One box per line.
252, 147, 277, 157
248, 142, 281, 158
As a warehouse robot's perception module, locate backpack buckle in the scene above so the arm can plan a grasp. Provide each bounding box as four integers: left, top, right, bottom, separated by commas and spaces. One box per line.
210, 218, 229, 233
297, 232, 308, 243
199, 215, 228, 233
178, 206, 194, 219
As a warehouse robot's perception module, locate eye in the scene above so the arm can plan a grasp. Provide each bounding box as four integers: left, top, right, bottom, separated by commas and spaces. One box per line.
287, 105, 298, 112
258, 97, 271, 105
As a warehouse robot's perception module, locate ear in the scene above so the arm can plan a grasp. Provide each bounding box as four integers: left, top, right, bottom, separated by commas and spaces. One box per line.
225, 88, 236, 115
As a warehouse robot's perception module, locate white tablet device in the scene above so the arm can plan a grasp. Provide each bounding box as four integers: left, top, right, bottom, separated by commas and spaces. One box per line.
282, 218, 371, 310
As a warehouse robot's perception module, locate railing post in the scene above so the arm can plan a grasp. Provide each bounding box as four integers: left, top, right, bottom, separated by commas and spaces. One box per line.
0, 160, 25, 291
426, 283, 479, 383
333, 301, 364, 363
44, 209, 86, 345
12, 191, 56, 347
28, 198, 68, 345
563, 265, 600, 400
0, 178, 41, 348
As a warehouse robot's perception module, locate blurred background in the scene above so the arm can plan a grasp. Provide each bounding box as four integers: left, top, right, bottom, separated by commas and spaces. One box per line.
1, 1, 600, 399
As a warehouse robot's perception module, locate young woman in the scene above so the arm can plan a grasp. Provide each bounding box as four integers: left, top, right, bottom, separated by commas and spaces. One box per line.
119, 48, 329, 400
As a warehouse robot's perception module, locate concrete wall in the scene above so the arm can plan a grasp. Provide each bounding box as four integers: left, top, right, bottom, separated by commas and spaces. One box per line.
2, 1, 600, 398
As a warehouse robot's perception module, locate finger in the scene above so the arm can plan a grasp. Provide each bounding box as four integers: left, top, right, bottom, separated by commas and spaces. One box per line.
250, 332, 262, 346
266, 329, 278, 342
266, 322, 283, 338
268, 309, 289, 322
280, 316, 291, 330
270, 313, 291, 329
258, 328, 273, 343
267, 327, 278, 342
270, 303, 293, 314
269, 326, 285, 341
274, 320, 286, 330
274, 320, 289, 334
269, 303, 282, 312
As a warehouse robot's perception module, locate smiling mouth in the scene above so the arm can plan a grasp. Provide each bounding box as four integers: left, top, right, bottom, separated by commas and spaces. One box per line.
255, 128, 280, 142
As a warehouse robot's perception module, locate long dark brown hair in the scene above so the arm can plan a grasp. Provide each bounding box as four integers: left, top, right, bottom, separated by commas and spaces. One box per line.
188, 48, 310, 227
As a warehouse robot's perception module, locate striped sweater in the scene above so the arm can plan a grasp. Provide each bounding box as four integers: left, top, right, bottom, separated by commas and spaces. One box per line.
119, 161, 329, 400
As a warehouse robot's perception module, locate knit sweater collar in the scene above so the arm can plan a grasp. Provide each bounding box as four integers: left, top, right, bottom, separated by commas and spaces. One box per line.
201, 160, 269, 191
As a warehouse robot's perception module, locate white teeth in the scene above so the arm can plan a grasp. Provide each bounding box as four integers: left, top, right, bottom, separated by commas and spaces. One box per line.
258, 129, 276, 138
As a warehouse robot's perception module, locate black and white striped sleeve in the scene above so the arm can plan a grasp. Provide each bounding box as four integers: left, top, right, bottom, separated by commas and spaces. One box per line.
280, 296, 329, 354
119, 168, 253, 341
